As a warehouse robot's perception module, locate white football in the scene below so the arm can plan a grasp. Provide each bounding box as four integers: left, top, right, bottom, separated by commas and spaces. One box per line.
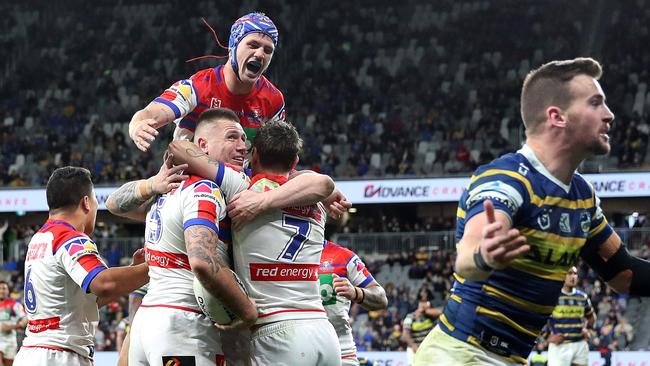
193, 269, 249, 325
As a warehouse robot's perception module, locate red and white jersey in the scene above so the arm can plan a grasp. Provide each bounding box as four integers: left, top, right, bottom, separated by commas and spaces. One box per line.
154, 65, 285, 142
318, 241, 375, 358
234, 174, 328, 325
142, 164, 249, 313
0, 297, 25, 343
21, 219, 108, 359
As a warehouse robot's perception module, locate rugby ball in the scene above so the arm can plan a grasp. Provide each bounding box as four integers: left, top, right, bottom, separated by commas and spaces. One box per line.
193, 269, 249, 325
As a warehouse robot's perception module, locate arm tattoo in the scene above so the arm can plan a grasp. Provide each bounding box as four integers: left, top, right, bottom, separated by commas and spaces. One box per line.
107, 181, 152, 214
185, 147, 220, 165
185, 225, 226, 277
359, 285, 388, 311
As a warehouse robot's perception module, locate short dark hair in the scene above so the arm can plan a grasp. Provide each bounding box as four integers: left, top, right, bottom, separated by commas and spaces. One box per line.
46, 166, 93, 211
521, 57, 602, 135
253, 121, 302, 172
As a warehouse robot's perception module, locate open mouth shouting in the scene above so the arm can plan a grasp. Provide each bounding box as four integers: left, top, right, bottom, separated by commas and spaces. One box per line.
245, 60, 263, 74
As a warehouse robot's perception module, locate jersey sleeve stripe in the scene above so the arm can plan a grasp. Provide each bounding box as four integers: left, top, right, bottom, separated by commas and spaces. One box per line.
183, 218, 219, 233
153, 97, 181, 119
214, 163, 225, 186
53, 234, 86, 254
358, 276, 374, 288
81, 266, 107, 293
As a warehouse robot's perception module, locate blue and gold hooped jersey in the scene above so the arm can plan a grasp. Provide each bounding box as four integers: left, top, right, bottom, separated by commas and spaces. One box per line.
548, 289, 593, 343
439, 145, 612, 363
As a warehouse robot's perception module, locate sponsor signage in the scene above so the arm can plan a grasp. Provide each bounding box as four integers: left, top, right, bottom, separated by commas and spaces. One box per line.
1, 172, 650, 212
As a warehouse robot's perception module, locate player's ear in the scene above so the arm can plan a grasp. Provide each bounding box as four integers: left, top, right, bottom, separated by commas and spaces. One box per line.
80, 195, 91, 213
547, 106, 567, 128
197, 136, 209, 153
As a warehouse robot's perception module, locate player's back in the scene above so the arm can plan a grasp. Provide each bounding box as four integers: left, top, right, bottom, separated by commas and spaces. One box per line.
142, 175, 228, 311
440, 145, 611, 362
21, 220, 107, 359
234, 174, 327, 325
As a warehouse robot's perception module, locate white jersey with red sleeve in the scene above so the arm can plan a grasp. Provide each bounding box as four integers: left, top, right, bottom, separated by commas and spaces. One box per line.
0, 297, 25, 343
153, 65, 285, 142
141, 164, 249, 312
234, 174, 328, 325
20, 219, 108, 359
319, 240, 375, 360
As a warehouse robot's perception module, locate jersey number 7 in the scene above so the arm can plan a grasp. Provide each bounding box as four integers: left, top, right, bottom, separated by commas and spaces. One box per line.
278, 215, 311, 261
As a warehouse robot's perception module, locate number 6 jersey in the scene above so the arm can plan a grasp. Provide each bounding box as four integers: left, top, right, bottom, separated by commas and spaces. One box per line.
21, 220, 108, 359
233, 174, 328, 325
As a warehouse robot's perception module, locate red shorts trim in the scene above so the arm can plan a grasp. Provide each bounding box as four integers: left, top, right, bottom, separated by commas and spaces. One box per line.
140, 303, 203, 314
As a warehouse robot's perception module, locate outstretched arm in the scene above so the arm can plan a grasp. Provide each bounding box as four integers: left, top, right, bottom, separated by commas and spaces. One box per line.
129, 102, 177, 152
106, 155, 188, 222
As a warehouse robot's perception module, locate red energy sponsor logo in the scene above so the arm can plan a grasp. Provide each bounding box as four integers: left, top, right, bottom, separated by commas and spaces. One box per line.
28, 317, 60, 333
250, 263, 319, 281
282, 205, 322, 221
145, 248, 191, 271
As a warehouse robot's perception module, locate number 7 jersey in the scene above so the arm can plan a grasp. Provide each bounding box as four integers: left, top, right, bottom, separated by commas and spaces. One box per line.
233, 174, 328, 325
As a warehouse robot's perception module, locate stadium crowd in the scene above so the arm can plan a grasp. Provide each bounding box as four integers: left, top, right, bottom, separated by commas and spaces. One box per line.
2, 0, 650, 187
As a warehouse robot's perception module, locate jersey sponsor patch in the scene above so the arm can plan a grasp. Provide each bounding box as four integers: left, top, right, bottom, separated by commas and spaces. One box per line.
64, 238, 99, 261
161, 356, 196, 366
250, 263, 319, 281
170, 80, 193, 102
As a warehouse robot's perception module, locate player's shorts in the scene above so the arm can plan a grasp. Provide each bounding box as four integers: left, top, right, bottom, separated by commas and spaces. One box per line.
0, 338, 18, 359
129, 305, 224, 366
337, 327, 359, 366
413, 326, 522, 366
221, 328, 253, 366
548, 340, 588, 366
14, 346, 92, 366
251, 318, 341, 366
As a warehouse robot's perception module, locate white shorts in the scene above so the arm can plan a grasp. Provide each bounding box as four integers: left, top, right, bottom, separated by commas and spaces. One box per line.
0, 338, 17, 360
548, 340, 588, 366
251, 318, 341, 366
14, 346, 92, 366
129, 306, 225, 366
341, 355, 360, 366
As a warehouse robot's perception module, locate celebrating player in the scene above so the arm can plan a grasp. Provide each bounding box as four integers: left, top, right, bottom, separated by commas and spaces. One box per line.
0, 281, 26, 366
545, 266, 595, 366
232, 121, 340, 365
414, 58, 650, 365
129, 12, 284, 151
14, 167, 149, 366
318, 240, 388, 366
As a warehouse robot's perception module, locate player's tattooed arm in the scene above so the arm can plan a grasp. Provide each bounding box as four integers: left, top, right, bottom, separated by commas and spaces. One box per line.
185, 225, 258, 323
106, 181, 156, 222
356, 283, 388, 311
168, 140, 219, 180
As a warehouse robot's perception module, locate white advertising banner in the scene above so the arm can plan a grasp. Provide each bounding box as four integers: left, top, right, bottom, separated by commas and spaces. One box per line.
1, 172, 650, 212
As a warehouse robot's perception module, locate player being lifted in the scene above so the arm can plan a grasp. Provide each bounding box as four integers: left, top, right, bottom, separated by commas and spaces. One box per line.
318, 240, 388, 366
129, 12, 284, 151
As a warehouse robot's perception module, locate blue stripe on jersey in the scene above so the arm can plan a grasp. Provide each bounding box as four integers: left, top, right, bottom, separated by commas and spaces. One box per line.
441, 149, 611, 360
153, 97, 181, 119
214, 163, 225, 186
183, 218, 219, 234
549, 290, 592, 342
359, 275, 374, 288
81, 266, 107, 293
214, 65, 223, 83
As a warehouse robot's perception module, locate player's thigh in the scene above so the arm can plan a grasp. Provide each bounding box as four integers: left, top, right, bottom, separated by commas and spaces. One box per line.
131, 307, 222, 366
414, 326, 519, 366
548, 343, 573, 366
341, 356, 360, 366
251, 319, 341, 366
14, 348, 91, 366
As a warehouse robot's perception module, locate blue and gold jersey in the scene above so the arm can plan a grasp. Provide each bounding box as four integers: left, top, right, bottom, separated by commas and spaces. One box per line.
548, 289, 593, 343
439, 145, 612, 363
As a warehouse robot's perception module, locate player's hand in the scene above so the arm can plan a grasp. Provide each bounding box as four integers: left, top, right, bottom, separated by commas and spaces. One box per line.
548, 333, 564, 345
130, 119, 159, 152
332, 274, 357, 301
479, 200, 529, 270
581, 327, 592, 340
228, 190, 268, 231
0, 323, 13, 332
131, 248, 146, 266
323, 189, 352, 220
149, 153, 189, 195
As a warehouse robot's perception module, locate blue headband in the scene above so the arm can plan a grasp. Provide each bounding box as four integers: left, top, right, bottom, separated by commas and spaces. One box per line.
229, 13, 279, 78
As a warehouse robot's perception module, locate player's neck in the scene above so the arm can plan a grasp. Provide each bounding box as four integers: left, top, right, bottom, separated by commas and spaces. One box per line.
525, 138, 583, 184
49, 211, 86, 234
224, 63, 255, 95
562, 285, 575, 293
